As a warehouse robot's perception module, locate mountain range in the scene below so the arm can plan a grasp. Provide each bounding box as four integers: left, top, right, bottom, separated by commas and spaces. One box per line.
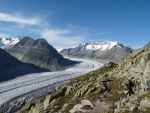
61, 41, 133, 63
1, 37, 133, 64
0, 37, 78, 82
0, 36, 149, 113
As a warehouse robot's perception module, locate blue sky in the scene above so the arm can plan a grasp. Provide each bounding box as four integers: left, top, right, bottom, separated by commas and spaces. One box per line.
0, 0, 149, 49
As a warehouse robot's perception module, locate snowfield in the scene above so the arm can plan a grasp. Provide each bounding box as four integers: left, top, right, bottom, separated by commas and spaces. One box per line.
85, 41, 120, 51
0, 58, 103, 107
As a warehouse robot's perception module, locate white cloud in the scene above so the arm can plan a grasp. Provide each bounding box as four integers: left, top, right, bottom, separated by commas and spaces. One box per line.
0, 12, 40, 25
0, 12, 85, 49
41, 29, 83, 49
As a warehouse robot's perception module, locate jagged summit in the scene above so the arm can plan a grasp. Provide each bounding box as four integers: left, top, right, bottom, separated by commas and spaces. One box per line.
15, 37, 34, 47
16, 37, 50, 48
33, 38, 49, 48
14, 37, 57, 53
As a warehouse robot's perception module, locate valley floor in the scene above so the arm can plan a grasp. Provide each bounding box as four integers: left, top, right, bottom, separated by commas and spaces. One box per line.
0, 57, 103, 107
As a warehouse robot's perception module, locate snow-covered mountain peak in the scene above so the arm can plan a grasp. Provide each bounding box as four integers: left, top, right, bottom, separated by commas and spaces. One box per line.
0, 37, 20, 49
82, 41, 120, 51
60, 41, 132, 63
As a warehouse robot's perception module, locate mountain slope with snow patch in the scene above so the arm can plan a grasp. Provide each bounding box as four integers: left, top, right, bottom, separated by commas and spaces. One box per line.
0, 37, 20, 49
61, 41, 133, 63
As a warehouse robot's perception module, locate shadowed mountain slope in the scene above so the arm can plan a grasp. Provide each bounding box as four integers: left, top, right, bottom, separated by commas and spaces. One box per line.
7, 37, 78, 71
0, 49, 48, 82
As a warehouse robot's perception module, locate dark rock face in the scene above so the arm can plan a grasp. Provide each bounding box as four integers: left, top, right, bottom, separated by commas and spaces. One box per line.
0, 49, 48, 82
7, 37, 77, 71
61, 42, 133, 63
